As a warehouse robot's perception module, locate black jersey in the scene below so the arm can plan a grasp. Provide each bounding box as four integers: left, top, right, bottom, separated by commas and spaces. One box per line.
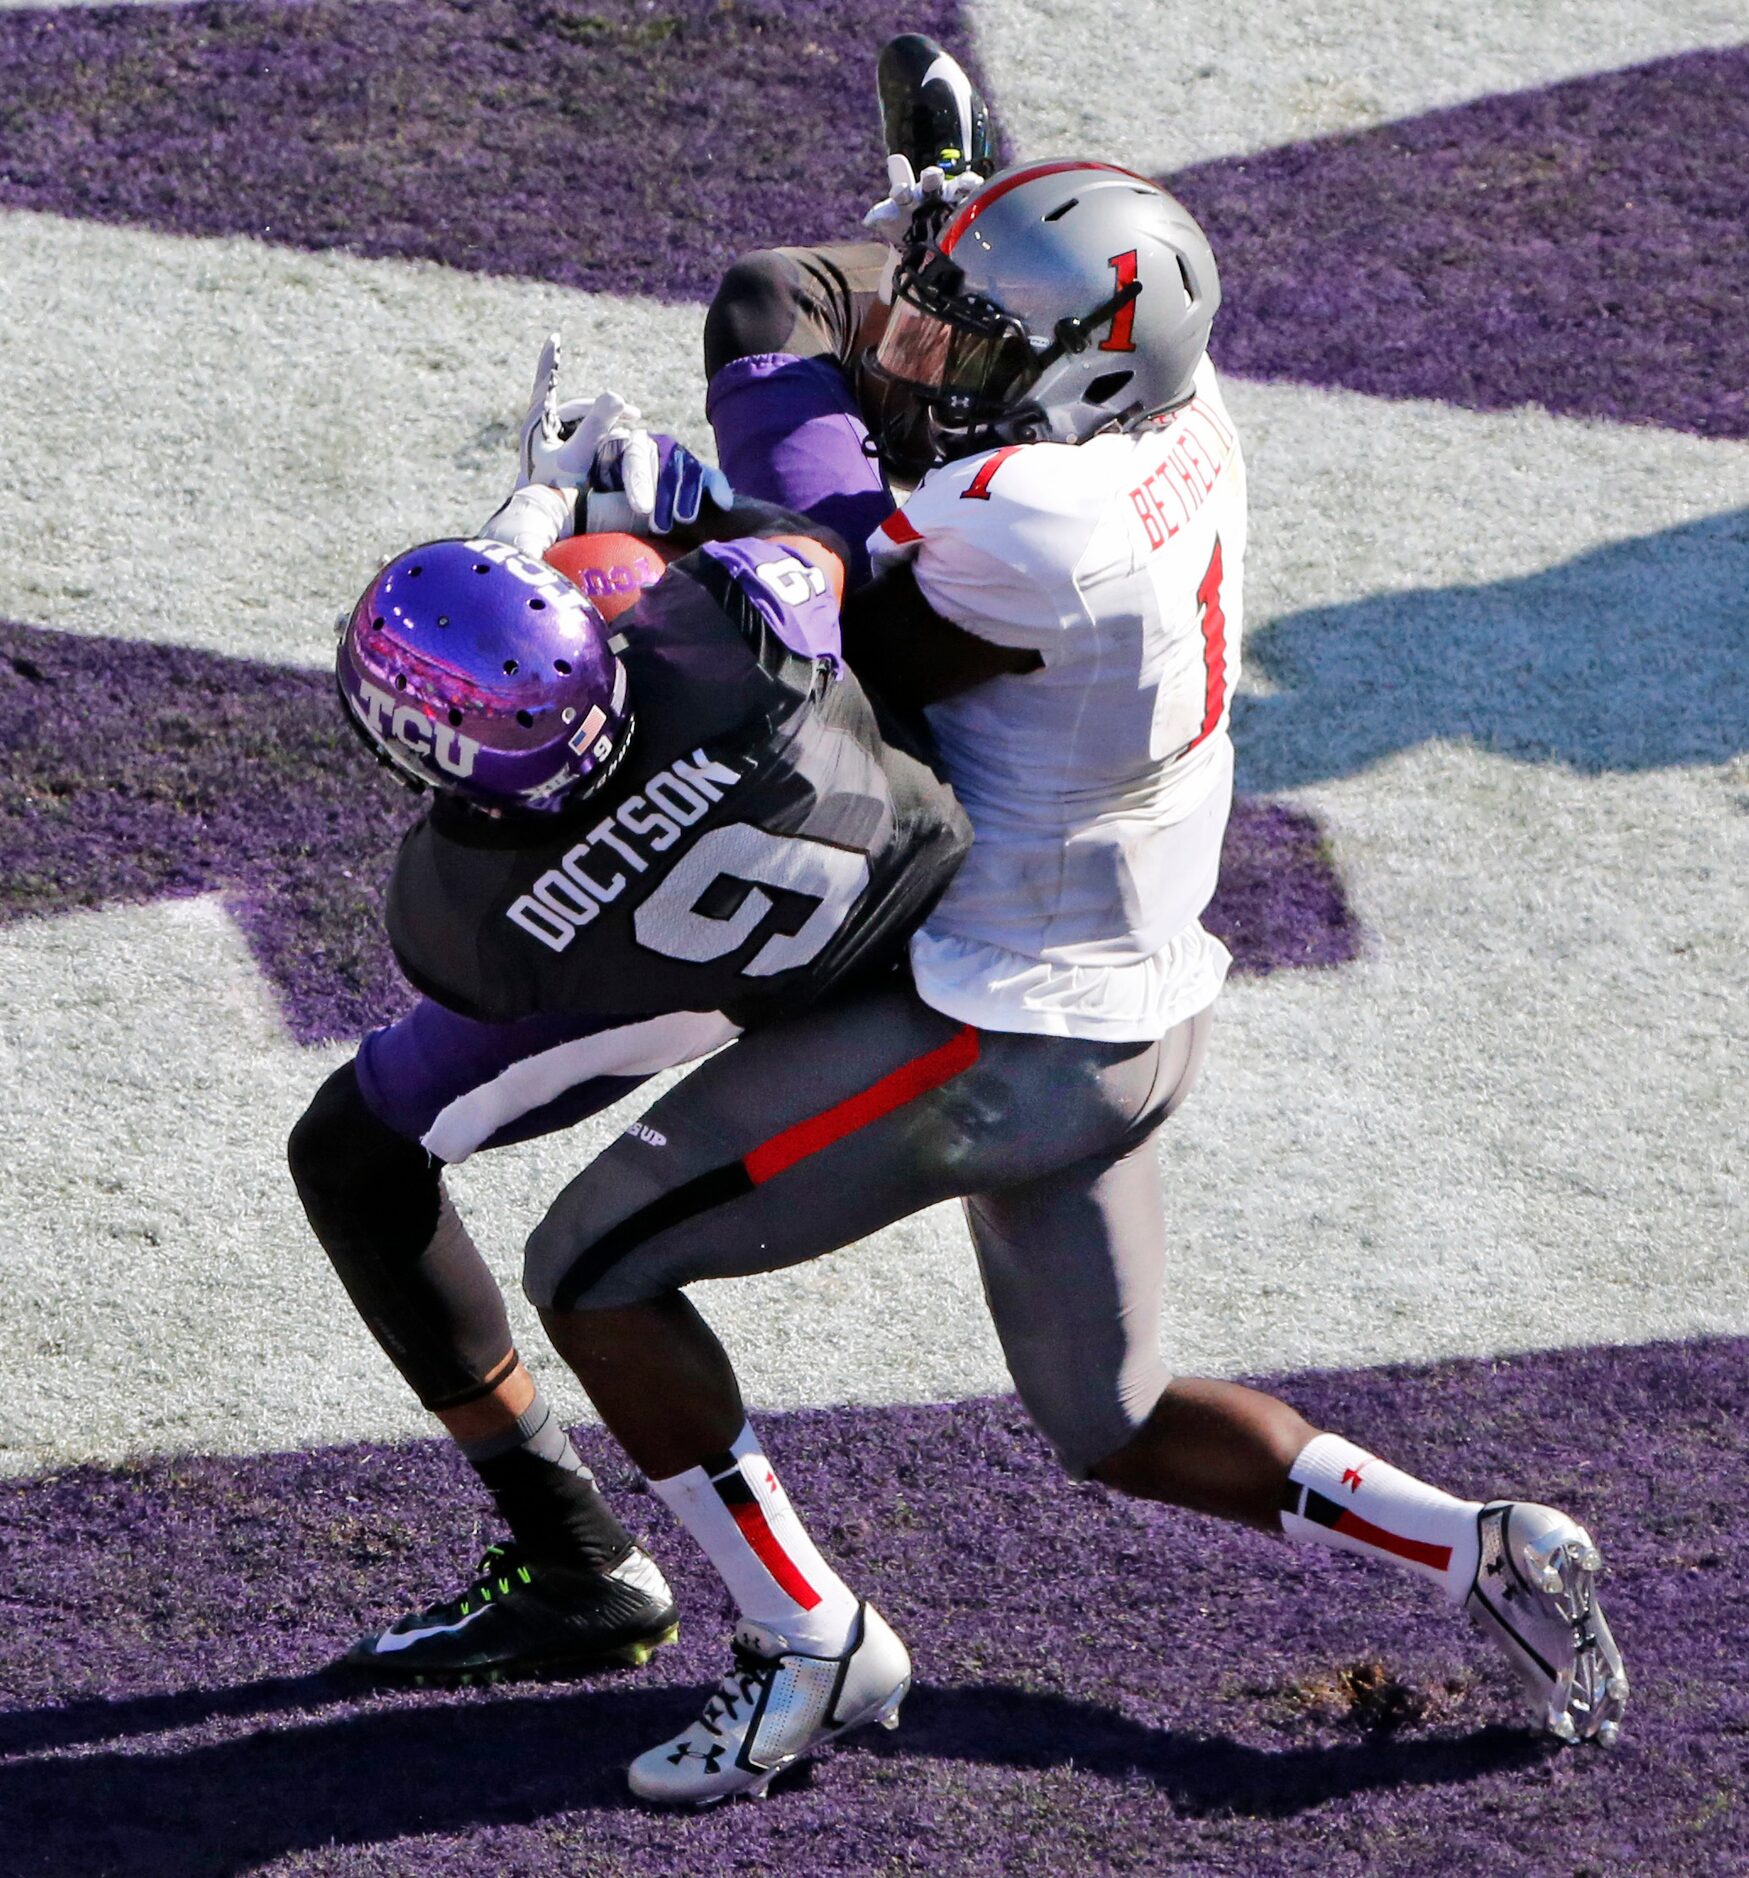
387, 535, 971, 1029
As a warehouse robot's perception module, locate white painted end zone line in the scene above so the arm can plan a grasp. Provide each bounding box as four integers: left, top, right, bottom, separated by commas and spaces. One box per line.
0, 210, 710, 669
974, 0, 1748, 174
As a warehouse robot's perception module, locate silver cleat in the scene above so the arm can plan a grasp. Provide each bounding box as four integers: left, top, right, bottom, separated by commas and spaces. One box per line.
628, 1602, 912, 1806
1465, 1501, 1628, 1745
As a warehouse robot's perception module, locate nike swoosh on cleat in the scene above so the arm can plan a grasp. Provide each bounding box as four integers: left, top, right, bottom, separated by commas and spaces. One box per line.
369, 1605, 493, 1654
609, 1550, 673, 1600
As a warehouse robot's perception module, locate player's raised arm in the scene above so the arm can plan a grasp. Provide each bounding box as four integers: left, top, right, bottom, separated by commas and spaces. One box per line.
483, 331, 857, 582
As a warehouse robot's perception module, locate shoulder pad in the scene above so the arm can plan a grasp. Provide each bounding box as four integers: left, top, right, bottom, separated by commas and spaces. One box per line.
868, 441, 1100, 642
932, 440, 1086, 511
695, 538, 843, 667
875, 441, 1090, 549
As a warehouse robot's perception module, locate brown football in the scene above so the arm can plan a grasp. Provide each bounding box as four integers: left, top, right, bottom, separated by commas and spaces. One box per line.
544, 532, 677, 622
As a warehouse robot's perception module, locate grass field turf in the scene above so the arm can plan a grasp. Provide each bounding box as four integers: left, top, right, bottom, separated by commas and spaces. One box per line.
0, 0, 1744, 1869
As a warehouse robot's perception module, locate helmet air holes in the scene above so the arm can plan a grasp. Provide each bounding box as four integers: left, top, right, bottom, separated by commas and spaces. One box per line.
348, 537, 626, 818
1178, 255, 1196, 300
409, 564, 423, 577
528, 597, 546, 611
1087, 370, 1134, 405
1043, 197, 1078, 222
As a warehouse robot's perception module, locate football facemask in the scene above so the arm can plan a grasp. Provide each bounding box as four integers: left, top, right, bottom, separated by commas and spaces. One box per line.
870, 244, 1144, 444
872, 251, 1038, 425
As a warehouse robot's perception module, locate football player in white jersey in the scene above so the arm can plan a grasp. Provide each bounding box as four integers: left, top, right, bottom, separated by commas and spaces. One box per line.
861, 175, 1245, 1047
499, 133, 1629, 1804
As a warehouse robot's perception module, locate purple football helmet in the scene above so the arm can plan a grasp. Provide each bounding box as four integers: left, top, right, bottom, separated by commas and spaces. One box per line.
337, 537, 631, 814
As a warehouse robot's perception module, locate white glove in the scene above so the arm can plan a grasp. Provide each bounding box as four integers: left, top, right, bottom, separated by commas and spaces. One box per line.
512, 331, 640, 491
589, 430, 733, 535
480, 483, 574, 559
862, 154, 985, 247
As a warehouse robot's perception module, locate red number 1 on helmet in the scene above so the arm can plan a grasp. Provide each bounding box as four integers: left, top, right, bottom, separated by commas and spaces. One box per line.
1100, 250, 1139, 353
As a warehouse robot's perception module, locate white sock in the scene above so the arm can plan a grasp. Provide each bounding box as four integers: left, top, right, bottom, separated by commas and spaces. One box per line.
649, 1421, 860, 1654
1280, 1433, 1483, 1604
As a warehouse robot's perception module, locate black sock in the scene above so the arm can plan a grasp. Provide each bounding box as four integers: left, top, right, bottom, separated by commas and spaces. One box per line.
459, 1392, 632, 1570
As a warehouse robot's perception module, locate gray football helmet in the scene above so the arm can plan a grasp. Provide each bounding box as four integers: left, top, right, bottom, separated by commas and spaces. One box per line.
867, 159, 1221, 461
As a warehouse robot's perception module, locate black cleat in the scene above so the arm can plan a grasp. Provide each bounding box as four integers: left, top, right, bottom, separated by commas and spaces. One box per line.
877, 33, 996, 183
340, 1542, 679, 1686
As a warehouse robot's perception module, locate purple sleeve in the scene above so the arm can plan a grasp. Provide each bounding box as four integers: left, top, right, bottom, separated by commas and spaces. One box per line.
705, 353, 896, 586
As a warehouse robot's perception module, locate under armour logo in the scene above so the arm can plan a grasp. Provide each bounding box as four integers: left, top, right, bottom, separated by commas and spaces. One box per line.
667, 1741, 725, 1772
1341, 1466, 1367, 1493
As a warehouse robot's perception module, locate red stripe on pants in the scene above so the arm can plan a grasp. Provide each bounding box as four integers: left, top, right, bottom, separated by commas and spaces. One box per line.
727, 1501, 822, 1609
743, 1025, 980, 1185
1332, 1509, 1453, 1573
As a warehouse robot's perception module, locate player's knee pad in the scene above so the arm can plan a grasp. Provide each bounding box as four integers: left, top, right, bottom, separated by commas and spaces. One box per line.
520, 1162, 668, 1315
703, 250, 808, 378
521, 1203, 584, 1314
288, 1060, 441, 1255
289, 1062, 514, 1409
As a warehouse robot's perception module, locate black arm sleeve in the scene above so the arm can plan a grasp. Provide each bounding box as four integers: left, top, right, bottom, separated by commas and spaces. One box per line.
840, 558, 1041, 708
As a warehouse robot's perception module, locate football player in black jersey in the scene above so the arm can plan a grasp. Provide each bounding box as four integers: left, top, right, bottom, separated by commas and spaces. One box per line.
289, 381, 968, 1685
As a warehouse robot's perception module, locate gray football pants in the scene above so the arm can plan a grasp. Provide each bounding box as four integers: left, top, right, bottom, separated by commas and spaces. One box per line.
525, 981, 1211, 1478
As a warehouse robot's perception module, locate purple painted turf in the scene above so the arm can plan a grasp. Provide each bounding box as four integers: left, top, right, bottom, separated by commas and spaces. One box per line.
0, 0, 983, 303
0, 622, 415, 1046
1206, 798, 1359, 974
0, 13, 1741, 437
3, 1337, 1744, 1875
0, 620, 1360, 1042
1175, 43, 1749, 440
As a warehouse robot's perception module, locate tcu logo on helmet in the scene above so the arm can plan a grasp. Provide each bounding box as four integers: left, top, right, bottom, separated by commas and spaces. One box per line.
345, 676, 482, 779
463, 536, 594, 622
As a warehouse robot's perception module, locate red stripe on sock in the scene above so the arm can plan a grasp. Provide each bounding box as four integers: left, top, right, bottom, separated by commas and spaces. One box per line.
1332, 1509, 1454, 1573
743, 1025, 979, 1185
727, 1501, 822, 1610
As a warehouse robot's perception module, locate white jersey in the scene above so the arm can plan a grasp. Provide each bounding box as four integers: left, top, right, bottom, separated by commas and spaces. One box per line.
868, 359, 1247, 1042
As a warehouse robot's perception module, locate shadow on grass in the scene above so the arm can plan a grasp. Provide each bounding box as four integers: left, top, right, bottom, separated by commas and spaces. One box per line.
0, 1669, 362, 1760
1237, 509, 1749, 790
0, 1673, 1547, 1875
885, 1680, 1547, 1816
